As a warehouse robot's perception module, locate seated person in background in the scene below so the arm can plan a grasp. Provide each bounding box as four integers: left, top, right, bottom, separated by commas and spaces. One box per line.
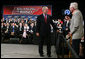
1, 22, 6, 41
29, 23, 34, 34
1, 17, 6, 23
21, 23, 29, 43
9, 22, 18, 38
4, 23, 10, 40
17, 18, 21, 24
21, 19, 25, 26
18, 23, 24, 41
29, 22, 35, 43
14, 18, 18, 24
8, 18, 13, 23
28, 18, 33, 26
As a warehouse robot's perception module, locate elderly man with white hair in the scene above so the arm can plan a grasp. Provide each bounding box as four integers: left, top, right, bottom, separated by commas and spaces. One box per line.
68, 2, 84, 56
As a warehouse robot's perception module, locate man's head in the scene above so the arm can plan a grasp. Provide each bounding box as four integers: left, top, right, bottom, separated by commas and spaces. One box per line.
42, 6, 48, 14
65, 16, 70, 20
6, 23, 9, 26
12, 23, 15, 26
65, 16, 68, 20
69, 2, 78, 13
19, 22, 22, 26
58, 19, 61, 22
26, 18, 28, 20
1, 22, 4, 25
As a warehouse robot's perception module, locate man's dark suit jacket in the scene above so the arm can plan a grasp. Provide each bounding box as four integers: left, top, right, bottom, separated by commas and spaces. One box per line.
9, 26, 18, 36
64, 21, 70, 32
36, 14, 56, 37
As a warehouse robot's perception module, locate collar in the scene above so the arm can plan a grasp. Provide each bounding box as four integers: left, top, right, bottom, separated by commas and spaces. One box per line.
72, 9, 79, 15
43, 13, 47, 17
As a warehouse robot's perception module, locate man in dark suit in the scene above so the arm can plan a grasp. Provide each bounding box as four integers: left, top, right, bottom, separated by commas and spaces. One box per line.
9, 23, 18, 38
18, 22, 24, 42
36, 6, 56, 57
4, 23, 10, 40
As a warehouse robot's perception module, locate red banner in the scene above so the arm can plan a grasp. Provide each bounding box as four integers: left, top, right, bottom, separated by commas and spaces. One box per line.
3, 6, 52, 15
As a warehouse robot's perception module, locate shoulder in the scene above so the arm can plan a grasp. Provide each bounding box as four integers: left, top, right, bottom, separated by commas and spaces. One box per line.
37, 14, 43, 18
47, 14, 51, 17
74, 10, 81, 16
47, 14, 52, 19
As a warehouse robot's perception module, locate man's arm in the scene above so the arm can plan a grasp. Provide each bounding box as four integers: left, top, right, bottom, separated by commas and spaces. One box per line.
36, 16, 41, 36
50, 16, 57, 30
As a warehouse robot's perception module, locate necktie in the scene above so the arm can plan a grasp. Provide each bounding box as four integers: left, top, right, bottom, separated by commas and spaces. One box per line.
44, 14, 47, 23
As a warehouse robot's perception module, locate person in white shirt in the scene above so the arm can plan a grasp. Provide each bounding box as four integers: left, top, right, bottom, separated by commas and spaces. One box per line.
23, 23, 29, 38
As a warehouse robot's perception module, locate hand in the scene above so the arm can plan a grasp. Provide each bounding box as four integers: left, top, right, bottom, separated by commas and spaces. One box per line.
5, 31, 7, 33
66, 32, 72, 39
81, 36, 84, 40
66, 35, 70, 39
36, 33, 39, 37
57, 30, 60, 32
81, 36, 84, 42
11, 32, 14, 35
68, 32, 72, 37
66, 28, 68, 30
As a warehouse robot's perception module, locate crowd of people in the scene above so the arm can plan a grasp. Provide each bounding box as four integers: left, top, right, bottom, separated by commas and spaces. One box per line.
1, 17, 36, 43
1, 15, 71, 43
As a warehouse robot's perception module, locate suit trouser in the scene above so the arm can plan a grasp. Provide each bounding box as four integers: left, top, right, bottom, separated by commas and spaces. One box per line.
72, 39, 81, 56
39, 35, 51, 55
56, 33, 64, 55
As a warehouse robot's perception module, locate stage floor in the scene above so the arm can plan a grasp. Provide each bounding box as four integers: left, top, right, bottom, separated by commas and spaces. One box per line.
1, 43, 57, 58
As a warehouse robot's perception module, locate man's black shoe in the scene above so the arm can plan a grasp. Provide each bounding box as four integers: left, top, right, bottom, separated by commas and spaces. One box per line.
47, 54, 51, 57
40, 54, 44, 57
